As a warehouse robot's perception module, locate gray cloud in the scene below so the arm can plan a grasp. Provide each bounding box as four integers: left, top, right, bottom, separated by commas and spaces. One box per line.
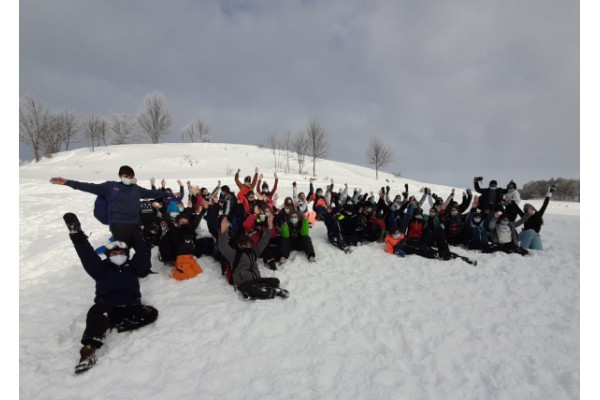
20, 0, 579, 187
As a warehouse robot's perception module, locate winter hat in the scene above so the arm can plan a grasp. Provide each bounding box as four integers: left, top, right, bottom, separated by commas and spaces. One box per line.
118, 165, 135, 177
413, 208, 423, 217
220, 185, 230, 194
104, 240, 129, 257
523, 203, 535, 213
507, 180, 517, 189
244, 175, 252, 183
489, 180, 498, 187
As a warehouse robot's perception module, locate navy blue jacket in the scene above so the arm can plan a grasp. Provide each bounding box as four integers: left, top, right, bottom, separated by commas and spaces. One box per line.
65, 180, 168, 225
73, 237, 151, 306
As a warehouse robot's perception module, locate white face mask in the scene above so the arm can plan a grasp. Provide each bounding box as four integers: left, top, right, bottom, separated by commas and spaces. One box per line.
290, 218, 299, 225
121, 177, 133, 185
109, 255, 128, 266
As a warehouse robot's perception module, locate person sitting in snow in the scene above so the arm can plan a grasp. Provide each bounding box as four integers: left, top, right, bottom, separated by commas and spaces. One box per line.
501, 180, 521, 222
243, 202, 279, 270
63, 213, 158, 375
218, 215, 290, 300
256, 173, 279, 208
484, 210, 529, 256
279, 210, 316, 263
473, 176, 504, 214
512, 185, 555, 250
384, 226, 407, 257
158, 207, 203, 280
292, 180, 316, 224
234, 167, 259, 214
464, 197, 493, 251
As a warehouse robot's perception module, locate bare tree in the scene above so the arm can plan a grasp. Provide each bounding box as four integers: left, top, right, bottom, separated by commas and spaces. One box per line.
40, 113, 65, 157
182, 119, 211, 143
282, 130, 292, 173
292, 131, 309, 174
137, 92, 173, 144
55, 110, 79, 151
367, 137, 392, 180
306, 119, 329, 176
83, 114, 104, 152
110, 114, 137, 145
19, 95, 50, 162
265, 133, 280, 170
97, 118, 109, 146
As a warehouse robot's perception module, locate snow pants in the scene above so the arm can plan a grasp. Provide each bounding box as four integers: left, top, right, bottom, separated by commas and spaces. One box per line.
280, 236, 315, 259
237, 277, 282, 300
81, 303, 158, 349
519, 229, 543, 250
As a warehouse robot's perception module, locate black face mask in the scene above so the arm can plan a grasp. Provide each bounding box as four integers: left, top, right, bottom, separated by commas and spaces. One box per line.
179, 224, 193, 234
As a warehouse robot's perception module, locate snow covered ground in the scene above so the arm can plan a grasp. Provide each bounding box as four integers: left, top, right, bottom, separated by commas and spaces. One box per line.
18, 143, 580, 399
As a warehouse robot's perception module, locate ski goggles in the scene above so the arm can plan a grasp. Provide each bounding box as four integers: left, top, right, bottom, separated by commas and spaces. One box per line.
105, 241, 129, 251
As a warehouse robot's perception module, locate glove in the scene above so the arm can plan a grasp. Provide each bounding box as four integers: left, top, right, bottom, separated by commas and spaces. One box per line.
292, 181, 296, 187
549, 185, 556, 193
381, 187, 385, 194
386, 186, 390, 194
404, 183, 409, 191
466, 188, 472, 196
474, 176, 483, 182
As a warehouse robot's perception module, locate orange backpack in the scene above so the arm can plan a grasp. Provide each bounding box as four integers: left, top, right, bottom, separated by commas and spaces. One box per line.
172, 254, 203, 280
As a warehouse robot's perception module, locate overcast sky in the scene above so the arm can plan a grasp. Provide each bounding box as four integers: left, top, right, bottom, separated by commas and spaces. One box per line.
19, 0, 579, 188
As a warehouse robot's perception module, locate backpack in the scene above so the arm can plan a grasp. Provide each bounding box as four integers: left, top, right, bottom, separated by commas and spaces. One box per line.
93, 184, 120, 225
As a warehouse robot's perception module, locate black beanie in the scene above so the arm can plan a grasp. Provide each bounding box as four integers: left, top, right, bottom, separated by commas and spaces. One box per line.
118, 165, 135, 177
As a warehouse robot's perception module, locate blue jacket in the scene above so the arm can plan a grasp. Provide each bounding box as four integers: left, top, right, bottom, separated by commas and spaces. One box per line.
73, 237, 151, 306
66, 180, 168, 225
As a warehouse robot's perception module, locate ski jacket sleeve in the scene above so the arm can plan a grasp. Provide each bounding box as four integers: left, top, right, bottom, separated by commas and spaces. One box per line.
301, 218, 310, 236
65, 180, 114, 198
538, 195, 551, 217
71, 235, 107, 281
254, 227, 273, 256
281, 223, 290, 238
234, 172, 243, 190
418, 192, 427, 207
218, 231, 236, 262
307, 183, 314, 202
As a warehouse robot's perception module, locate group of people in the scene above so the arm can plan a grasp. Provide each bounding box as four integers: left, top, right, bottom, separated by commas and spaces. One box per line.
49, 166, 555, 374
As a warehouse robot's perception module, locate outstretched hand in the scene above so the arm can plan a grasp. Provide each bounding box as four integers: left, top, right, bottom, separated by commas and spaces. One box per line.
49, 177, 67, 185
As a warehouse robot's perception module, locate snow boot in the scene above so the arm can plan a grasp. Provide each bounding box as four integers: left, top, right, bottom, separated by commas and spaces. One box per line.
274, 288, 290, 299
75, 345, 96, 375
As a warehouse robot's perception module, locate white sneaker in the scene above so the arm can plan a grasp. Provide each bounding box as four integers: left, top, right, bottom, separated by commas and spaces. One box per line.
308, 256, 316, 263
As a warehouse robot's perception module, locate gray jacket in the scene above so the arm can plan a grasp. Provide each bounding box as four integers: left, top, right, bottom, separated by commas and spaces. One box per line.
218, 228, 273, 287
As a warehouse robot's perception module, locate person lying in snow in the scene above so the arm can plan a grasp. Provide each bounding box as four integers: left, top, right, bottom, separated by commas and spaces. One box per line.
63, 213, 158, 375
218, 215, 289, 300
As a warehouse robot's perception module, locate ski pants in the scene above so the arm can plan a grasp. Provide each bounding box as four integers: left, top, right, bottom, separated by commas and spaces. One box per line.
280, 236, 315, 259
81, 303, 158, 349
237, 277, 282, 300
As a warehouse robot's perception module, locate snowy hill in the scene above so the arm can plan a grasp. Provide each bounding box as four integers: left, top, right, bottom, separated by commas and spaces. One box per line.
19, 143, 579, 399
